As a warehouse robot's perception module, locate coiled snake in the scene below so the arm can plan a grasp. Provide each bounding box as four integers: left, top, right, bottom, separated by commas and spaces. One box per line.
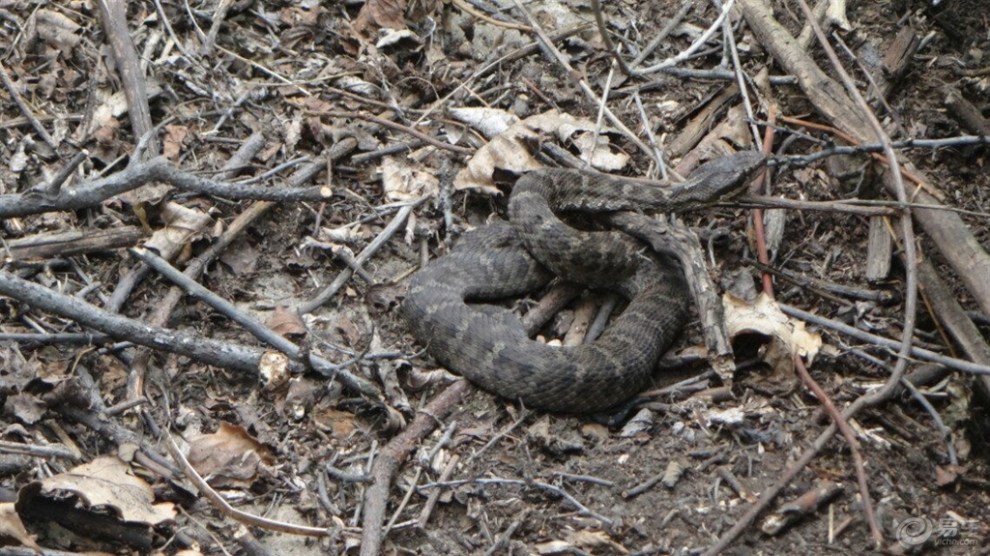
403, 152, 765, 412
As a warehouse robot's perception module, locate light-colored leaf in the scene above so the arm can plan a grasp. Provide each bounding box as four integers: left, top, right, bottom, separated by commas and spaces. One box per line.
35, 456, 175, 525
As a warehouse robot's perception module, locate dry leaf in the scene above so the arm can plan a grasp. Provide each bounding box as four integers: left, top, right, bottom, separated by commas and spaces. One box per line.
3, 393, 46, 425
0, 502, 41, 551
448, 107, 520, 138
570, 131, 629, 170
259, 351, 291, 391
723, 292, 822, 374
454, 133, 542, 194
312, 408, 362, 438
566, 529, 628, 553
267, 305, 307, 338
29, 456, 176, 525
382, 156, 439, 201
33, 9, 81, 55
163, 124, 192, 161
219, 238, 259, 275
353, 0, 407, 34
187, 422, 275, 488
143, 202, 214, 259
453, 109, 629, 194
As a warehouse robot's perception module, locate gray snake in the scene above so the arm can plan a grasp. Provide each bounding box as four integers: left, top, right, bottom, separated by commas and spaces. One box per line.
402, 152, 765, 412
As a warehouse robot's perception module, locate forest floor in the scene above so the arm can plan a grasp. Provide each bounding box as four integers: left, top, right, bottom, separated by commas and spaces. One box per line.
1, 0, 989, 554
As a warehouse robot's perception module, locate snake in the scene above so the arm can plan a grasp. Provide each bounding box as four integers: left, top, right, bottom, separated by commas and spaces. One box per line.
402, 151, 766, 413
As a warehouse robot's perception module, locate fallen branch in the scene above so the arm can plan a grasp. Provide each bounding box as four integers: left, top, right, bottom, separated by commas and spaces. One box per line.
0, 270, 381, 398
359, 380, 472, 556
0, 157, 332, 219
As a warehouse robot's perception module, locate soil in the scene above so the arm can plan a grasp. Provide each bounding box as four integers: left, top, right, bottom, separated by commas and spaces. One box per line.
1, 0, 989, 554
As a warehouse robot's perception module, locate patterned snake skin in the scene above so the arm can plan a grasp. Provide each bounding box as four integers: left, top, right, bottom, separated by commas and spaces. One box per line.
403, 152, 765, 412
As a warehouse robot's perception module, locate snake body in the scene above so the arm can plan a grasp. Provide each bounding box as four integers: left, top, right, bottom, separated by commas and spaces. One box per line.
403, 152, 765, 412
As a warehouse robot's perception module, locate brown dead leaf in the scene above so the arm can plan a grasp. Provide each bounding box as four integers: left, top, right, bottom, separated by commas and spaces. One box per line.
353, 0, 408, 35
454, 133, 542, 194
579, 422, 609, 442
28, 456, 175, 525
566, 529, 628, 553
143, 202, 214, 259
723, 292, 822, 375
447, 106, 520, 138
312, 408, 362, 439
259, 350, 290, 391
91, 115, 121, 147
267, 305, 307, 338
187, 422, 274, 488
32, 9, 81, 56
334, 317, 364, 347
935, 464, 963, 487
535, 540, 573, 554
536, 529, 628, 555
454, 109, 629, 194
163, 125, 192, 161
219, 238, 259, 275
382, 155, 439, 201
318, 223, 366, 244
0, 502, 41, 551
95, 353, 128, 393
3, 393, 46, 425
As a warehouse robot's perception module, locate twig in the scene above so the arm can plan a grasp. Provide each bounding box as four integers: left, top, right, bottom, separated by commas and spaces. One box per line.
201, 0, 233, 54
898, 376, 958, 466
792, 354, 878, 541
124, 138, 282, 399
797, 0, 918, 410
748, 260, 896, 305
750, 107, 777, 297
635, 0, 737, 75
465, 408, 530, 466
360, 380, 472, 556
590, 0, 631, 75
449, 0, 531, 31
781, 303, 990, 376
703, 1, 926, 551
0, 157, 332, 219
631, 0, 693, 67
129, 247, 381, 397
320, 111, 472, 155
419, 477, 614, 526
0, 270, 382, 397
416, 454, 460, 528
0, 59, 57, 149
300, 199, 425, 313
96, 0, 158, 158
0, 440, 79, 460
723, 2, 761, 147
632, 92, 667, 176
779, 134, 990, 166
508, 0, 653, 157
45, 151, 89, 195
414, 25, 591, 126
163, 434, 334, 537
751, 0, 990, 320
383, 420, 458, 536
107, 135, 268, 312
484, 508, 529, 556
736, 195, 894, 216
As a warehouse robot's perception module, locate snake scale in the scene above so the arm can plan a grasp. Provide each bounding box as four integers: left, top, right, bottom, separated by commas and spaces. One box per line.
402, 151, 765, 412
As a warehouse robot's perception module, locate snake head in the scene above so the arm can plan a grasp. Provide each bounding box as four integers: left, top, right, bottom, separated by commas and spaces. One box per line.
671, 151, 767, 209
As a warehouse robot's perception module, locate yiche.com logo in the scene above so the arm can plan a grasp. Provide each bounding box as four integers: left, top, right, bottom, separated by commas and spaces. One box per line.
895, 517, 935, 548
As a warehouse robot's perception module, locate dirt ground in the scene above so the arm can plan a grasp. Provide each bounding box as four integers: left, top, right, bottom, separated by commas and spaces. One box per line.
1, 0, 989, 554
